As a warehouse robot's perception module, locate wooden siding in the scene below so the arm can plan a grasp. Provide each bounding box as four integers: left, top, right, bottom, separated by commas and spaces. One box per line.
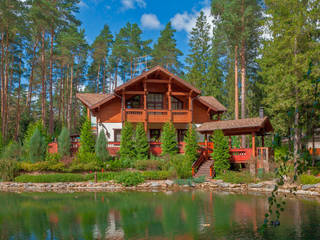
98, 98, 122, 122
193, 100, 210, 123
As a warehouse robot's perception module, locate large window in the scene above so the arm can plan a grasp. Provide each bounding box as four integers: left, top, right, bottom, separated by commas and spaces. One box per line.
171, 96, 184, 110
147, 93, 163, 109
126, 95, 141, 109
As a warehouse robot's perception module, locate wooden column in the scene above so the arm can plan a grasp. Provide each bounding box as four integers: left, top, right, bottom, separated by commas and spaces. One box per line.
205, 133, 208, 148
252, 132, 256, 157
143, 80, 147, 132
188, 91, 193, 122
168, 78, 172, 122
87, 107, 90, 120
121, 89, 125, 123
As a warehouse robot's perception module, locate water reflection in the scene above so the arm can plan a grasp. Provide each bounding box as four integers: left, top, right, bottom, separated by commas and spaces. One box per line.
0, 191, 319, 239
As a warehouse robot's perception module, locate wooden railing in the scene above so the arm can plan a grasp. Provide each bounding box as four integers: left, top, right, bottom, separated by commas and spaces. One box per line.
125, 109, 144, 122
192, 147, 209, 176
172, 110, 189, 122
229, 148, 252, 163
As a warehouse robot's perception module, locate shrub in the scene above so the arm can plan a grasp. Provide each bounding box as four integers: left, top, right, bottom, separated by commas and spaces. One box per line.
78, 118, 95, 157
211, 130, 230, 175
28, 128, 47, 162
1, 141, 22, 161
184, 124, 198, 163
215, 170, 255, 184
161, 122, 178, 156
58, 127, 70, 157
299, 174, 320, 185
0, 159, 19, 181
135, 159, 161, 170
171, 154, 192, 179
45, 153, 61, 162
18, 161, 66, 172
119, 121, 135, 165
68, 161, 102, 172
15, 173, 92, 183
95, 130, 109, 162
105, 159, 126, 171
134, 123, 149, 160
115, 172, 145, 186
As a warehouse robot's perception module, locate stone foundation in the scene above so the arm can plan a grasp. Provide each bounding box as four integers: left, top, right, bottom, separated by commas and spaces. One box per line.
0, 180, 319, 197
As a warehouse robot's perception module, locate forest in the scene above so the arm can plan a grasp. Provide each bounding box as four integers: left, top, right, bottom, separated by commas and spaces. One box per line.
0, 0, 319, 163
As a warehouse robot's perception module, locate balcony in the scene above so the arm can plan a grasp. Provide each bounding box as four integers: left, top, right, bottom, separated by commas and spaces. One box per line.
124, 109, 191, 123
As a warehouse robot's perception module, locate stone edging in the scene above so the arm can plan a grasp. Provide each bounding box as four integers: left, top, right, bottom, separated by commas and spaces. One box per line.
0, 180, 319, 197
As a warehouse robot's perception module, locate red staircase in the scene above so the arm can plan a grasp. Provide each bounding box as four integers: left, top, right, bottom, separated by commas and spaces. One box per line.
192, 147, 214, 178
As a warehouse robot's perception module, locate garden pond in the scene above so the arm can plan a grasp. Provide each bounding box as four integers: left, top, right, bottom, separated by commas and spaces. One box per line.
0, 191, 319, 239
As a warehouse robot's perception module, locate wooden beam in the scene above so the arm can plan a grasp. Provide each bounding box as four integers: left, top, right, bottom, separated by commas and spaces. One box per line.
168, 78, 172, 121
146, 79, 169, 83
172, 92, 188, 96
143, 80, 147, 131
252, 132, 256, 157
121, 89, 125, 123
87, 108, 90, 120
188, 90, 192, 122
124, 91, 144, 95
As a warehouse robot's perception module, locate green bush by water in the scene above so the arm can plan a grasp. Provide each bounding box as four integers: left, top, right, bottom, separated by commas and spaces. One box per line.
299, 174, 320, 185
215, 170, 255, 184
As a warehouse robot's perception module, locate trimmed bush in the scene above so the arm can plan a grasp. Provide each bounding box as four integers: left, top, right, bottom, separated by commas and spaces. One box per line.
184, 124, 198, 163
135, 160, 161, 170
299, 174, 320, 185
215, 170, 255, 184
115, 172, 145, 186
58, 127, 70, 157
161, 122, 178, 156
211, 130, 230, 175
95, 130, 109, 162
18, 161, 66, 172
119, 121, 135, 165
134, 123, 149, 160
141, 171, 171, 180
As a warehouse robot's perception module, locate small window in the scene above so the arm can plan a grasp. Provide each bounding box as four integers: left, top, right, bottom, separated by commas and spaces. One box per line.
114, 129, 121, 142
171, 96, 184, 110
150, 129, 161, 142
126, 95, 141, 109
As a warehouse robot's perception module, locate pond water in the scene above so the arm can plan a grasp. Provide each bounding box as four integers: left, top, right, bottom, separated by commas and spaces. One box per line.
0, 191, 319, 240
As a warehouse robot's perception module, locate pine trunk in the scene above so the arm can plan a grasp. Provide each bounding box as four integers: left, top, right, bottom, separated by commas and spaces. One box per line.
15, 58, 22, 140
102, 58, 106, 93
41, 30, 46, 126
240, 0, 246, 148
26, 40, 38, 111
1, 32, 5, 136
234, 45, 239, 120
96, 64, 100, 93
67, 60, 74, 130
49, 29, 54, 135
2, 30, 9, 140
58, 66, 63, 121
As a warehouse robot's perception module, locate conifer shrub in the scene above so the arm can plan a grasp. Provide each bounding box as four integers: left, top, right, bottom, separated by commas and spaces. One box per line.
171, 154, 192, 179
95, 130, 109, 162
184, 124, 199, 163
134, 122, 149, 160
28, 128, 47, 163
0, 141, 21, 181
161, 122, 178, 156
58, 127, 70, 157
119, 121, 135, 166
211, 130, 231, 175
77, 118, 96, 162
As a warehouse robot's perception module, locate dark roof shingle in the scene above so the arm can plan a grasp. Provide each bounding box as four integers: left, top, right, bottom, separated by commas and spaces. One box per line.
76, 93, 114, 109
197, 96, 227, 112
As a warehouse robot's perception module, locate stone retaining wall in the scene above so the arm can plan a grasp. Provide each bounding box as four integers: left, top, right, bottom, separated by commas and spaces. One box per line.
0, 180, 320, 197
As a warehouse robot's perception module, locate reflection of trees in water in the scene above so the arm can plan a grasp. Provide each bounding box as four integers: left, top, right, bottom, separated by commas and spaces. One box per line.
0, 192, 319, 239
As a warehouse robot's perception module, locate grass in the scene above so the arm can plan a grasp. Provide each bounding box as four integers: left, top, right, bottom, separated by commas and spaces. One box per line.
299, 174, 320, 185
215, 170, 255, 184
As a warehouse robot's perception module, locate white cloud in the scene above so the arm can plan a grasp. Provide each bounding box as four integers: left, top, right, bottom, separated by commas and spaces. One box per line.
121, 0, 146, 10
171, 7, 215, 37
141, 14, 162, 29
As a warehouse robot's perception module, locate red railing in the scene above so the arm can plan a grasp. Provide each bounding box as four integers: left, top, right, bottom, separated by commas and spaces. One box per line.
229, 148, 252, 163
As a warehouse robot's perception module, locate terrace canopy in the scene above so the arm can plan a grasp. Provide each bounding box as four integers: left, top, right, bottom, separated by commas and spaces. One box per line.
197, 117, 273, 157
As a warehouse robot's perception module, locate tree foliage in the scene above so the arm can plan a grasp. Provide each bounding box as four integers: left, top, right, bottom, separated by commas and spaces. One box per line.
184, 124, 199, 163
78, 118, 95, 155
134, 123, 149, 160
58, 127, 70, 157
211, 130, 230, 174
95, 130, 109, 162
119, 121, 135, 163
161, 122, 178, 156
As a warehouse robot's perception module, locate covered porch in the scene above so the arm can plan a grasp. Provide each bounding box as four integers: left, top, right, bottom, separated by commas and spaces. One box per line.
195, 117, 274, 176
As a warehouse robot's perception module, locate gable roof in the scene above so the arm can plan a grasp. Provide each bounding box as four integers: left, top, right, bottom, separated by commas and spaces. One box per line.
197, 96, 227, 112
76, 93, 115, 109
197, 117, 273, 135
114, 65, 201, 95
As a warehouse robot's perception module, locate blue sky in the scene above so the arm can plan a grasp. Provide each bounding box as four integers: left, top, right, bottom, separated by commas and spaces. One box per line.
76, 0, 214, 61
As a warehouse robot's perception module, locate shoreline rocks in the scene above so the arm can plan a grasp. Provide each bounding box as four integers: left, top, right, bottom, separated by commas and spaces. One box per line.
0, 180, 319, 198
